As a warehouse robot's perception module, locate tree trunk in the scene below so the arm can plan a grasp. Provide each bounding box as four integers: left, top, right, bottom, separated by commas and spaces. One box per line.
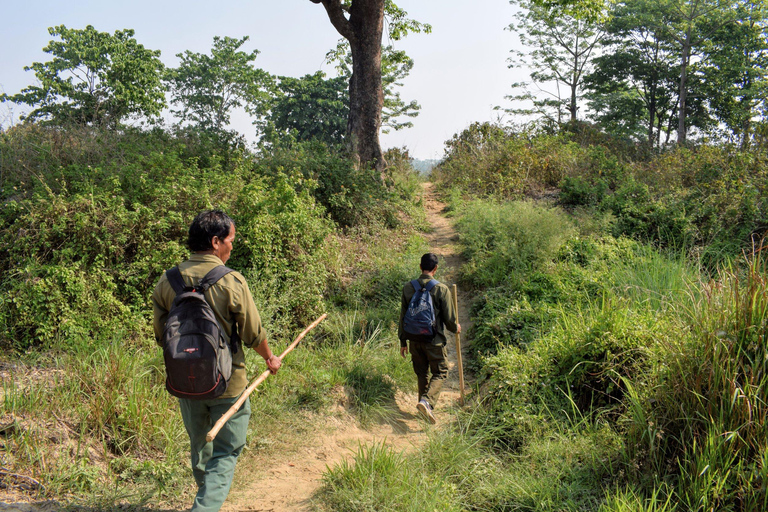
677, 30, 692, 145
348, 0, 385, 172
647, 99, 656, 147
570, 33, 579, 122
656, 113, 663, 147
569, 83, 578, 122
311, 0, 386, 174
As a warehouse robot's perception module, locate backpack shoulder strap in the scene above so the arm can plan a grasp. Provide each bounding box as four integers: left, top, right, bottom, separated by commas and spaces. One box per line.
199, 265, 235, 292
425, 279, 439, 292
411, 279, 422, 292
166, 267, 186, 295
198, 265, 240, 351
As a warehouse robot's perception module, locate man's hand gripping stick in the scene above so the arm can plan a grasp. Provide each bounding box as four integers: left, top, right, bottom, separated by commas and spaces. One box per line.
206, 313, 328, 442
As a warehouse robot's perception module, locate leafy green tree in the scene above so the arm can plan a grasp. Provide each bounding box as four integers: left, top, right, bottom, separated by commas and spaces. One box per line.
658, 0, 738, 144
531, 0, 607, 21
326, 42, 421, 133
699, 0, 768, 148
584, 0, 681, 146
264, 71, 348, 145
165, 35, 272, 133
310, 0, 429, 173
506, 0, 604, 125
1, 25, 165, 127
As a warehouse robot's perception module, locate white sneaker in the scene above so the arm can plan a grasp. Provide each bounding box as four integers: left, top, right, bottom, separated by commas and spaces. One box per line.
417, 399, 436, 424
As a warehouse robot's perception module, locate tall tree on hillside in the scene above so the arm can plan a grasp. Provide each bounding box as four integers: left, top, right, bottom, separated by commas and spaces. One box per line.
165, 36, 272, 134
309, 0, 429, 173
658, 0, 738, 144
0, 25, 165, 127
506, 0, 604, 125
584, 0, 680, 146
699, 0, 768, 148
326, 42, 422, 133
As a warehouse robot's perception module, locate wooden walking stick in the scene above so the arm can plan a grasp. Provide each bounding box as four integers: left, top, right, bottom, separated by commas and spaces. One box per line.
206, 313, 328, 442
452, 284, 466, 406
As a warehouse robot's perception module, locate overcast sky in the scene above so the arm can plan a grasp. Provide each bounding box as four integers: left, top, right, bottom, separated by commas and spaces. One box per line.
0, 1, 524, 160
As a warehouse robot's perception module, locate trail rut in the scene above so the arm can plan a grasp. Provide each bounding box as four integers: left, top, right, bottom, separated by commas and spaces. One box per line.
221, 182, 473, 512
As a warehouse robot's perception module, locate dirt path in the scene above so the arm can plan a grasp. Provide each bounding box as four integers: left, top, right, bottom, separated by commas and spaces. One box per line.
221, 182, 473, 512
0, 183, 471, 512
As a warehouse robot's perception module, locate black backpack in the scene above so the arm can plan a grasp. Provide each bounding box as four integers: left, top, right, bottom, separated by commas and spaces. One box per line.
403, 279, 438, 342
162, 265, 239, 400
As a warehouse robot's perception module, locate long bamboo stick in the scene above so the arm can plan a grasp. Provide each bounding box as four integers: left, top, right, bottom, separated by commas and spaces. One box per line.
452, 284, 465, 406
206, 313, 328, 442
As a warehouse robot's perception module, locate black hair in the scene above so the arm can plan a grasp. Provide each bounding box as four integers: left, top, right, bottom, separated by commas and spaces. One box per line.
187, 210, 234, 252
420, 253, 439, 272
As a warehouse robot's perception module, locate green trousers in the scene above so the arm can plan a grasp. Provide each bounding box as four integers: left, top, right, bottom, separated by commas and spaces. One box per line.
409, 340, 448, 407
179, 395, 251, 512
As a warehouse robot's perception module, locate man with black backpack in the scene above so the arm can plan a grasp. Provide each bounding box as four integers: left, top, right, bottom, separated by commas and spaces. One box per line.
399, 253, 461, 424
152, 210, 281, 512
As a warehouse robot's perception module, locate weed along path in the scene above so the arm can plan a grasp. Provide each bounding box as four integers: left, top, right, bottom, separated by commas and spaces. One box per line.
222, 182, 473, 512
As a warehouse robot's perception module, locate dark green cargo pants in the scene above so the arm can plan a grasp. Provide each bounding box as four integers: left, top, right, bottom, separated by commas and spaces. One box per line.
179, 395, 251, 512
409, 340, 448, 407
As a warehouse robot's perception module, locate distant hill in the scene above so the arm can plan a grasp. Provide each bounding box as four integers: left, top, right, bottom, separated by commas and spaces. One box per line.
411, 158, 440, 175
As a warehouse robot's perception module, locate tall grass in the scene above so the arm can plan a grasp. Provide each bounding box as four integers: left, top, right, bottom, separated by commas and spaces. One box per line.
455, 199, 576, 287
1, 339, 188, 503
622, 243, 768, 510
319, 442, 462, 512
317, 195, 768, 511
611, 244, 699, 312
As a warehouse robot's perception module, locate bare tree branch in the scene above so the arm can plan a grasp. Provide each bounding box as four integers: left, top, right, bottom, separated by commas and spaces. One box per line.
312, 0, 356, 41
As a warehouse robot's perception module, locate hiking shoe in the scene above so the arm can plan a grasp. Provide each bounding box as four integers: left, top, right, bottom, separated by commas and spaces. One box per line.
417, 399, 436, 424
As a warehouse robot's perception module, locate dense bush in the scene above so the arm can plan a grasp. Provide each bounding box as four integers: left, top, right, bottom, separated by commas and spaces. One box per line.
435, 122, 767, 267
250, 141, 421, 230
433, 122, 631, 200
0, 125, 335, 349
561, 145, 768, 267
0, 122, 426, 349
455, 199, 576, 288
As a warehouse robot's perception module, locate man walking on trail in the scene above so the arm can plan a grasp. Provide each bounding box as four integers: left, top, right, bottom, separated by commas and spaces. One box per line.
152, 210, 282, 511
399, 253, 461, 424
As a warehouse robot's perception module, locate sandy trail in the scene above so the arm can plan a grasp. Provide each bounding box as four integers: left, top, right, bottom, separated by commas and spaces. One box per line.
222, 182, 473, 512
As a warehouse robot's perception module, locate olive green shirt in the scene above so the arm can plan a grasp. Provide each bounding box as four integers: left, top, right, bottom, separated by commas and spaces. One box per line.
152, 254, 267, 399
398, 274, 458, 347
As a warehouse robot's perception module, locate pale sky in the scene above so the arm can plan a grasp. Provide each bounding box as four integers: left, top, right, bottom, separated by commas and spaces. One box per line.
0, 1, 523, 160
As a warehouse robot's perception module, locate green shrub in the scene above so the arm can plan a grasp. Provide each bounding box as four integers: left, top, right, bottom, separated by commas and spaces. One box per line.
0, 262, 133, 350
434, 123, 633, 201
622, 250, 768, 508
471, 289, 546, 354
231, 173, 332, 332
434, 123, 575, 198
251, 141, 415, 229
0, 125, 343, 348
456, 199, 576, 287
560, 175, 612, 207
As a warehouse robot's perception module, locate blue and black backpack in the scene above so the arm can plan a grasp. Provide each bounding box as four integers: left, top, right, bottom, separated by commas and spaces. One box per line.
403, 279, 438, 342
